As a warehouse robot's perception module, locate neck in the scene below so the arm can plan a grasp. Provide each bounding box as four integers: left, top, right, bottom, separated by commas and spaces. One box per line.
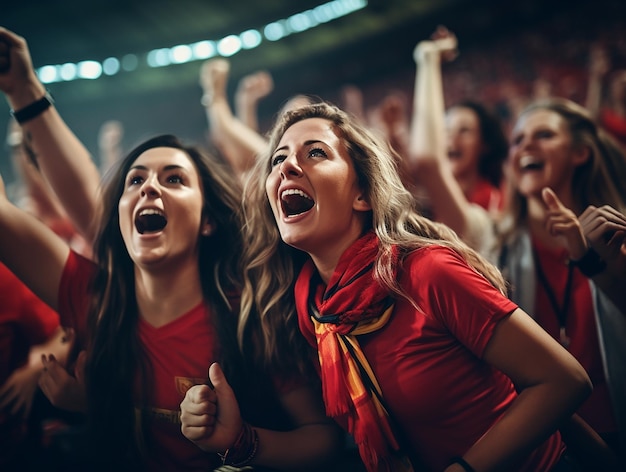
134, 261, 204, 328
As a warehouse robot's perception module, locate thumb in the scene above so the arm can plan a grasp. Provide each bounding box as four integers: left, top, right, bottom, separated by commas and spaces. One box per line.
541, 187, 563, 211
209, 363, 242, 434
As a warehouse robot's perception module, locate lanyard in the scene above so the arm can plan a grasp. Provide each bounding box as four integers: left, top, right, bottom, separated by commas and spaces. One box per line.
533, 249, 574, 347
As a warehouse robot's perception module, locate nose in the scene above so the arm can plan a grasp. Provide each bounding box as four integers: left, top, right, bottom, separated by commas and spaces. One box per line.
279, 153, 302, 179
140, 174, 161, 197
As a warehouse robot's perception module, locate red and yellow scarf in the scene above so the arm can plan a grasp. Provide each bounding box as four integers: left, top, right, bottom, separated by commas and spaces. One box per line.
295, 232, 414, 472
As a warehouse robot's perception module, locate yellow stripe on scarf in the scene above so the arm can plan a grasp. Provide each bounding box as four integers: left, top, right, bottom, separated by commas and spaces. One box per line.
313, 305, 415, 472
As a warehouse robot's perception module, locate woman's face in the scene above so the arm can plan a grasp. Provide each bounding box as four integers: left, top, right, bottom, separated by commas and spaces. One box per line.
445, 106, 484, 179
118, 147, 208, 270
509, 109, 587, 200
265, 118, 370, 263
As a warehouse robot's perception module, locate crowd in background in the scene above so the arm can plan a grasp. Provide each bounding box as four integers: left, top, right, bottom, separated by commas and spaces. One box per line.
1, 2, 625, 471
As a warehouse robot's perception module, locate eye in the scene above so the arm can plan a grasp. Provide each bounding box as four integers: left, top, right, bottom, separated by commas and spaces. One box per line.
309, 147, 327, 158
128, 174, 144, 186
535, 129, 554, 139
271, 154, 286, 167
167, 174, 184, 184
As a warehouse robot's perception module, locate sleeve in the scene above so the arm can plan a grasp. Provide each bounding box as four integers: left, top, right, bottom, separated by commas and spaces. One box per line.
407, 246, 518, 357
57, 250, 96, 341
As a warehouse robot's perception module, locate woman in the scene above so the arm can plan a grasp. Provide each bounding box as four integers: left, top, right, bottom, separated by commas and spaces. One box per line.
238, 101, 591, 471
499, 99, 626, 460
409, 27, 508, 220
407, 28, 626, 465
0, 134, 340, 471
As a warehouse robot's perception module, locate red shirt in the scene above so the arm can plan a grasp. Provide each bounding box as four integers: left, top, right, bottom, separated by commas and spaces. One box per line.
532, 240, 617, 434
0, 262, 59, 384
0, 262, 60, 465
58, 251, 220, 471
469, 178, 503, 213
600, 108, 626, 149
298, 245, 564, 471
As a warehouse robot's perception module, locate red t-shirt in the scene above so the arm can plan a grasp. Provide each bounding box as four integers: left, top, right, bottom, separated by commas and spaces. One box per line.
0, 262, 60, 383
469, 178, 503, 214
532, 240, 617, 435
600, 108, 626, 149
0, 262, 60, 465
298, 245, 564, 471
58, 251, 220, 471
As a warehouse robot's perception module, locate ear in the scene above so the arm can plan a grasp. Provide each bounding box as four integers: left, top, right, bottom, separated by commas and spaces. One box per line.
572, 145, 591, 167
353, 192, 372, 212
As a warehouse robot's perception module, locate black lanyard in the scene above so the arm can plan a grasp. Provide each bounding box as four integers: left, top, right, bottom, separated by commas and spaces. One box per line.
533, 249, 574, 347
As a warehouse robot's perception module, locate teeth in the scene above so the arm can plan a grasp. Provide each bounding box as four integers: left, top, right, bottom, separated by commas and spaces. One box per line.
281, 188, 312, 200
519, 155, 541, 168
138, 208, 164, 217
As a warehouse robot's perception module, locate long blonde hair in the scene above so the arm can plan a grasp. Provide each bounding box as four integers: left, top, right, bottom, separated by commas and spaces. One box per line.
240, 102, 507, 372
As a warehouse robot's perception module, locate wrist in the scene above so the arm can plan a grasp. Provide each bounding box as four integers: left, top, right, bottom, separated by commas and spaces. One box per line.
7, 78, 46, 110
570, 247, 606, 278
10, 90, 54, 124
217, 421, 259, 467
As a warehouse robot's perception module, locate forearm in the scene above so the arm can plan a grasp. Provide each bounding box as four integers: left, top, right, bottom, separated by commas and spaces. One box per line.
251, 421, 342, 470
409, 44, 446, 161
8, 85, 101, 242
207, 97, 268, 178
234, 92, 260, 131
460, 382, 590, 471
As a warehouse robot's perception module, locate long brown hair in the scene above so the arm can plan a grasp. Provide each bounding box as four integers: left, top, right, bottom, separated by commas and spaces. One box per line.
85, 134, 245, 466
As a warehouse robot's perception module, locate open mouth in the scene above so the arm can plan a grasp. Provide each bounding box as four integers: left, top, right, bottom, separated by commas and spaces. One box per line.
135, 209, 167, 234
281, 189, 314, 217
519, 155, 544, 171
447, 150, 461, 160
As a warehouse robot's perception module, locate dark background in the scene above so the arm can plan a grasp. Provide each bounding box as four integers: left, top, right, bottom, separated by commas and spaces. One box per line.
2, 0, 625, 181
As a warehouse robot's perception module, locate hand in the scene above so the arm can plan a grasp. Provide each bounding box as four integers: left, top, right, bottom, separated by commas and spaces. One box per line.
180, 362, 242, 453
541, 187, 587, 259
588, 43, 610, 78
414, 25, 458, 64
39, 350, 87, 412
236, 70, 274, 105
199, 58, 230, 105
0, 358, 41, 421
578, 204, 626, 275
0, 27, 44, 103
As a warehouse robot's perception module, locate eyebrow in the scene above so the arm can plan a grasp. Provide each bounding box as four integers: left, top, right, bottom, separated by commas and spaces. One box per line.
272, 139, 325, 154
128, 164, 187, 172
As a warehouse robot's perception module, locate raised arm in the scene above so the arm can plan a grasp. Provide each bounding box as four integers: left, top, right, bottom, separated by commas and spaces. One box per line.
0, 27, 101, 242
585, 43, 610, 120
234, 68, 274, 132
0, 171, 69, 311
199, 59, 268, 179
408, 27, 489, 250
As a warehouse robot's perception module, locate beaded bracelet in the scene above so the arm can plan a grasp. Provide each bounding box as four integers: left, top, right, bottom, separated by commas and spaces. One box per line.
217, 422, 259, 467
450, 456, 476, 472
